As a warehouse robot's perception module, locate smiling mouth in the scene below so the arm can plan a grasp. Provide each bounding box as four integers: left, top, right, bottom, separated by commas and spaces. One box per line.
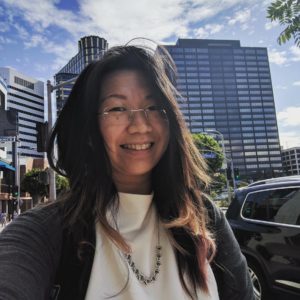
121, 143, 153, 150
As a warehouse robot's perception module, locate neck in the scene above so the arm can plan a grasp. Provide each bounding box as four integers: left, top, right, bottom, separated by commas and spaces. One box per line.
113, 173, 152, 195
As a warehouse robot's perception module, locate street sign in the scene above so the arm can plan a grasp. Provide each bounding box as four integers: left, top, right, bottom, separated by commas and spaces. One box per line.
203, 152, 217, 158
0, 136, 15, 142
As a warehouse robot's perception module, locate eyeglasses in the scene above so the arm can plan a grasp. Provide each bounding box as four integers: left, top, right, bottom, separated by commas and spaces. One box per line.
98, 105, 168, 126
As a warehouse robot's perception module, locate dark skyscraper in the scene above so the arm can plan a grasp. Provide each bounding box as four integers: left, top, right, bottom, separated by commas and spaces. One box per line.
164, 38, 282, 178
55, 36, 108, 113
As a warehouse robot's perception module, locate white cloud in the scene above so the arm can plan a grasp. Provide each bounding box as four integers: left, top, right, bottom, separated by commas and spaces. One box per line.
265, 21, 278, 30
268, 49, 287, 65
0, 21, 10, 32
194, 24, 224, 38
24, 34, 47, 48
78, 0, 189, 44
0, 36, 15, 44
194, 28, 209, 38
227, 9, 251, 26
278, 106, 300, 126
279, 131, 300, 149
14, 24, 30, 39
22, 33, 77, 71
1, 0, 272, 73
3, 0, 259, 45
290, 45, 300, 62
275, 85, 287, 90
293, 81, 300, 86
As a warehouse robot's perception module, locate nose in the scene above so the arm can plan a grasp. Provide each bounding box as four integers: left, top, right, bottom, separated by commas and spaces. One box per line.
127, 109, 152, 134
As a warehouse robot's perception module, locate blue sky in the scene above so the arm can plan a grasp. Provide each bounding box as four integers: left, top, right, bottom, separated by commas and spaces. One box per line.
0, 0, 299, 148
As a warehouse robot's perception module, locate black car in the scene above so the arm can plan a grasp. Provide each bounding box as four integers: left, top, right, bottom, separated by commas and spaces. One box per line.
226, 177, 300, 300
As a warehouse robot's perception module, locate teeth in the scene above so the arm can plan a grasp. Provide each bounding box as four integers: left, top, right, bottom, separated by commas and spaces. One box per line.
122, 143, 152, 150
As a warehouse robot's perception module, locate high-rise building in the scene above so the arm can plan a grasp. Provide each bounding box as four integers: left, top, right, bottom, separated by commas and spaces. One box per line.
282, 147, 300, 175
0, 67, 44, 158
55, 36, 108, 113
163, 38, 282, 178
0, 75, 7, 110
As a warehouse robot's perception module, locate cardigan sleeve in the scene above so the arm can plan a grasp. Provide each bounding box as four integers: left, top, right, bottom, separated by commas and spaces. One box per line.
0, 204, 62, 300
205, 199, 255, 300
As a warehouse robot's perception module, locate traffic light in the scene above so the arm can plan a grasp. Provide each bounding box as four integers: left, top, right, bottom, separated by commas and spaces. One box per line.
36, 122, 48, 152
12, 185, 19, 198
226, 167, 232, 180
234, 168, 240, 180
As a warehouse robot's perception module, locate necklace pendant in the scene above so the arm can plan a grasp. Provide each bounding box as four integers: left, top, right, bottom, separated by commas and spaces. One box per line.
124, 245, 162, 285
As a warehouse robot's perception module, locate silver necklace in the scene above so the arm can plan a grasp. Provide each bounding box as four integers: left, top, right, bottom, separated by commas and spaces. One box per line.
123, 220, 162, 285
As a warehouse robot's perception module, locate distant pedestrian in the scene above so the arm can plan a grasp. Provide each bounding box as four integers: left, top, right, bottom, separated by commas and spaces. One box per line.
0, 213, 6, 227
0, 42, 255, 300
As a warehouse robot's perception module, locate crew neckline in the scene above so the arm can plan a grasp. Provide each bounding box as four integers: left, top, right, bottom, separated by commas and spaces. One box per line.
117, 192, 154, 215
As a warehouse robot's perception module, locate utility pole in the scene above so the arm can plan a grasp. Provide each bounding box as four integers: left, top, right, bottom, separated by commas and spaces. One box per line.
12, 139, 20, 215
46, 77, 77, 201
47, 80, 56, 202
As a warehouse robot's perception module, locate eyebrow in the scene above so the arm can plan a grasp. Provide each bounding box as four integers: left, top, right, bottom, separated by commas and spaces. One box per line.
101, 94, 126, 101
101, 93, 157, 102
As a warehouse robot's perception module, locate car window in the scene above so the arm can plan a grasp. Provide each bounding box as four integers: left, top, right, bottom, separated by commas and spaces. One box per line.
242, 187, 300, 226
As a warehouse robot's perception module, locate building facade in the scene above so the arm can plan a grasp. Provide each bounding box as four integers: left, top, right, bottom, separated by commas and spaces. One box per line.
163, 39, 282, 178
55, 36, 108, 113
282, 147, 300, 175
0, 75, 7, 110
0, 67, 44, 158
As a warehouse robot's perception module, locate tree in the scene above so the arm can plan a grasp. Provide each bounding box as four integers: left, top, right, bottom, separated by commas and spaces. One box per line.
56, 174, 69, 194
21, 169, 69, 206
267, 0, 300, 47
192, 133, 224, 174
21, 169, 47, 206
210, 173, 227, 193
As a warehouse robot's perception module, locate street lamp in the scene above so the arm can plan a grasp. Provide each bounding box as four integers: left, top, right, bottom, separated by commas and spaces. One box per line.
46, 76, 78, 201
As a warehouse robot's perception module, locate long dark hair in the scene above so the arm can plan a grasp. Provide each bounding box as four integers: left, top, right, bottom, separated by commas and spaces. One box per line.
47, 44, 215, 298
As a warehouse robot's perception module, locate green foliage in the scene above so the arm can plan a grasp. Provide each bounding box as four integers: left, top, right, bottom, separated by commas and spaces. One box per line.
21, 169, 69, 197
21, 168, 47, 197
192, 133, 224, 174
56, 174, 69, 193
211, 173, 227, 193
267, 0, 300, 46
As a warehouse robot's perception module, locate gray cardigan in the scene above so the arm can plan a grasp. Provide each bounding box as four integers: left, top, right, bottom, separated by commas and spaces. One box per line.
0, 201, 254, 300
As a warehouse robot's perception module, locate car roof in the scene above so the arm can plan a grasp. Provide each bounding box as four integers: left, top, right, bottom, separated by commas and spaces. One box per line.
228, 177, 300, 219
247, 175, 300, 187
235, 177, 300, 197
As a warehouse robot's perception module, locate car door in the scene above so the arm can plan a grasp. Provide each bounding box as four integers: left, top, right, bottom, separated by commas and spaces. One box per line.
241, 186, 300, 294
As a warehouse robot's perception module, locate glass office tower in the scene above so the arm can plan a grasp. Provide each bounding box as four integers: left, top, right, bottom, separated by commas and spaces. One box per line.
55, 36, 108, 114
164, 39, 282, 179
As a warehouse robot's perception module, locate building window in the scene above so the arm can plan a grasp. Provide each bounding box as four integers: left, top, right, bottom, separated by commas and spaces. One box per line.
14, 76, 34, 90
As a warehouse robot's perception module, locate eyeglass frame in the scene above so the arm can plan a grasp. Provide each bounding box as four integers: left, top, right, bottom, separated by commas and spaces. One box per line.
97, 106, 168, 124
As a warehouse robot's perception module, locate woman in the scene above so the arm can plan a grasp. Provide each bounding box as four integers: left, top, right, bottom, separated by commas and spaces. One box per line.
0, 44, 254, 300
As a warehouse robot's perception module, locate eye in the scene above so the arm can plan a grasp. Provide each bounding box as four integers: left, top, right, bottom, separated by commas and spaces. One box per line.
146, 105, 162, 111
106, 106, 127, 112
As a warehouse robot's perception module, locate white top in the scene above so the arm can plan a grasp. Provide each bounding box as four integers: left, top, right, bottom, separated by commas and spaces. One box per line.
85, 193, 219, 300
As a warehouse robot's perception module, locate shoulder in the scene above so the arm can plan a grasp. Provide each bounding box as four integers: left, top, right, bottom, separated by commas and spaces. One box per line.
1, 202, 63, 247
0, 203, 64, 299
202, 196, 255, 299
202, 195, 224, 227
12, 202, 62, 231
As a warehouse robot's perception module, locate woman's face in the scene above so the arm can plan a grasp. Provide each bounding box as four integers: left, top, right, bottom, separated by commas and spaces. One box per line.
98, 70, 170, 192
